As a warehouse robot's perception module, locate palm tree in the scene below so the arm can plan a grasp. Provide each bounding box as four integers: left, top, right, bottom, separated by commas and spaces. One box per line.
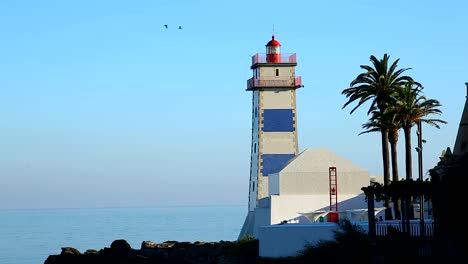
380, 82, 447, 222
386, 112, 402, 183
392, 82, 447, 180
342, 54, 416, 220
360, 108, 402, 219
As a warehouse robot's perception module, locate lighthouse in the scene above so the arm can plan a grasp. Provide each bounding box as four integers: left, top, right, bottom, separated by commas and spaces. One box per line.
238, 36, 383, 241
239, 35, 303, 237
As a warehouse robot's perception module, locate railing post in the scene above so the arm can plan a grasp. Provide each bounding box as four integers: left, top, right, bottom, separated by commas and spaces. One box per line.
368, 192, 376, 238
417, 120, 425, 236
401, 197, 406, 233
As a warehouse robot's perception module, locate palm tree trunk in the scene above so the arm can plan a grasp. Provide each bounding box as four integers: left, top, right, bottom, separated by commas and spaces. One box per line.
381, 129, 392, 220
404, 126, 412, 180
404, 125, 415, 221
389, 129, 401, 220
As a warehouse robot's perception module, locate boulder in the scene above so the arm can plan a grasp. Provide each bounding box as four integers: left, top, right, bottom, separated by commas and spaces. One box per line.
60, 247, 81, 256
84, 249, 98, 255
140, 241, 155, 249
109, 239, 132, 257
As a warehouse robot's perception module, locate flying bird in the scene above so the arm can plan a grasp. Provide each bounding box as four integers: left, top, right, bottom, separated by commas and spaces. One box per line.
164, 25, 168, 29
178, 26, 182, 30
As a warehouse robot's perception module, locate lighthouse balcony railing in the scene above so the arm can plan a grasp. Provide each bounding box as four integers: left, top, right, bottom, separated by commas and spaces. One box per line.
247, 76, 302, 89
251, 53, 297, 64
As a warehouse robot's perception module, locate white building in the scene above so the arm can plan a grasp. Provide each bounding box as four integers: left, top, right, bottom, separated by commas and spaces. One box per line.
239, 36, 382, 239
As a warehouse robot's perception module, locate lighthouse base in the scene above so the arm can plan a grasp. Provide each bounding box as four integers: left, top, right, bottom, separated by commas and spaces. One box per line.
238, 211, 255, 239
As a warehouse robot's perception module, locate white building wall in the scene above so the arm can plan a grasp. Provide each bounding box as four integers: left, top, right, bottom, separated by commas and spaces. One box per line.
255, 85, 298, 203
252, 207, 271, 238
270, 194, 330, 224
248, 90, 260, 211
258, 223, 370, 258
277, 171, 369, 195
269, 194, 370, 225
259, 66, 295, 79
336, 171, 370, 193
261, 132, 297, 153
256, 88, 268, 202
269, 173, 280, 195
261, 90, 294, 109
268, 148, 370, 197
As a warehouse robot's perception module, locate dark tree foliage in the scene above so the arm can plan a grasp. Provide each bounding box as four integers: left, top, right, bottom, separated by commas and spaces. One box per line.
297, 219, 373, 262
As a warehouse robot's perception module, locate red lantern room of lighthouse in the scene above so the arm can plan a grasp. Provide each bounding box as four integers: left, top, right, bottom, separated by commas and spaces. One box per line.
266, 35, 281, 63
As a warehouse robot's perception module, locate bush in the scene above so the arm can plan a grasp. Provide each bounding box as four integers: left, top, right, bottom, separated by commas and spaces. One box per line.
297, 219, 373, 262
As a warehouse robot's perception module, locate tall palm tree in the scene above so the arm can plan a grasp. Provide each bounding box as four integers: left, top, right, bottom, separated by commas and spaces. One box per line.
360, 108, 402, 219
392, 82, 447, 180
383, 83, 446, 222
342, 54, 416, 220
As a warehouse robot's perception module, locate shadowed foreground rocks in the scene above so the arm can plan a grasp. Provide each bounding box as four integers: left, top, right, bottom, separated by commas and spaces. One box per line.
44, 239, 263, 264
43, 236, 447, 264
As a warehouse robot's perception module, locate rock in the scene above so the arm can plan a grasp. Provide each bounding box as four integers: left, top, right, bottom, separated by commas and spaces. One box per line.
141, 240, 158, 250
157, 241, 176, 248
44, 239, 260, 264
110, 239, 131, 251
109, 239, 132, 257
84, 249, 98, 255
43, 255, 59, 264
172, 241, 193, 249
60, 247, 81, 256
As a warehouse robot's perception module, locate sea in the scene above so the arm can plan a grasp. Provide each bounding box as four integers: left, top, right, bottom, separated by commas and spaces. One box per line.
0, 205, 247, 264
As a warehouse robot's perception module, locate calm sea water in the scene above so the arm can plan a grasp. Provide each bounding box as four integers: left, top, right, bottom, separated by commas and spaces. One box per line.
0, 205, 246, 264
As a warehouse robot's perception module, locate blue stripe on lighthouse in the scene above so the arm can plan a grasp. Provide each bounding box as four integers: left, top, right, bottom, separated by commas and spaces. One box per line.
262, 109, 295, 132
261, 154, 295, 176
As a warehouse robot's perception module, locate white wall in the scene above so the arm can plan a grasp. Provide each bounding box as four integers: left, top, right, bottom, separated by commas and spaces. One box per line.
248, 90, 260, 211
273, 171, 369, 195
269, 194, 371, 225
261, 132, 297, 153
258, 223, 360, 257
272, 148, 370, 196
259, 66, 295, 79
261, 89, 294, 109
252, 207, 271, 238
269, 173, 280, 195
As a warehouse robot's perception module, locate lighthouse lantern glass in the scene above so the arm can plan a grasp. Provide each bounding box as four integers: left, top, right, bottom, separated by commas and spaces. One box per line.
267, 46, 280, 54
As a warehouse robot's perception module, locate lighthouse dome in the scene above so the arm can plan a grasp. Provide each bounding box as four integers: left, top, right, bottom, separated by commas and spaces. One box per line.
266, 35, 281, 47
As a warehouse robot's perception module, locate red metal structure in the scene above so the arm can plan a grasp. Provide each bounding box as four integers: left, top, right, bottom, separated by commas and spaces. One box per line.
266, 35, 281, 62
329, 167, 339, 222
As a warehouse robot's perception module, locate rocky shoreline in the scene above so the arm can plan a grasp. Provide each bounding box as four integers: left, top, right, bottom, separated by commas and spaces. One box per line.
44, 239, 265, 264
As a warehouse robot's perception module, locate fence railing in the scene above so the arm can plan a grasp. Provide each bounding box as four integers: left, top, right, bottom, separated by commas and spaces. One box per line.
375, 220, 434, 236
251, 53, 297, 64
247, 77, 302, 89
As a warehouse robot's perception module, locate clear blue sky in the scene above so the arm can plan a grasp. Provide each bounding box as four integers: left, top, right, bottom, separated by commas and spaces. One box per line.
1, 0, 466, 209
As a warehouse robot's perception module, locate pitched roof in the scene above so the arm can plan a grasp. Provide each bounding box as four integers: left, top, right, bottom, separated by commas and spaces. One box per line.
279, 148, 368, 173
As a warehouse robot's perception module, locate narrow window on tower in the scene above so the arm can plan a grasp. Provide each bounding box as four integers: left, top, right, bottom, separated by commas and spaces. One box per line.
254, 143, 257, 153
275, 69, 279, 76
252, 181, 255, 192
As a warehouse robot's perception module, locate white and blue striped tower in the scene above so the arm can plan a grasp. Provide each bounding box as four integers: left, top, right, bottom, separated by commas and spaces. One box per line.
240, 35, 303, 237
